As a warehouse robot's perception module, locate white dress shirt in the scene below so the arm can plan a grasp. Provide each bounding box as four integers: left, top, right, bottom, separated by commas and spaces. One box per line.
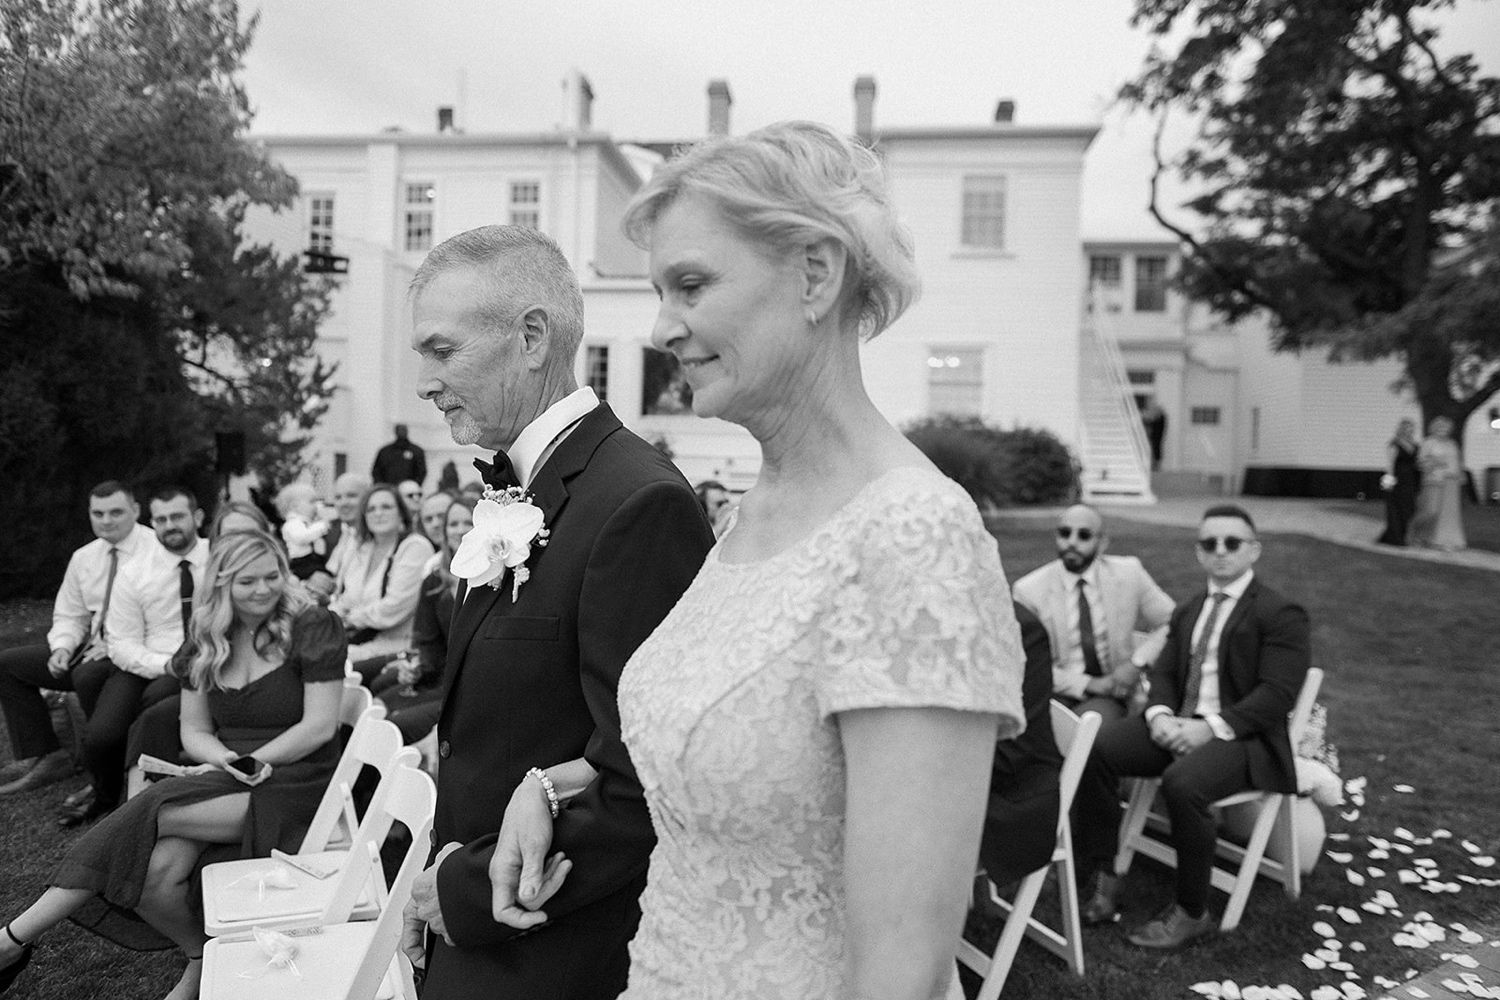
48, 522, 158, 660
105, 536, 210, 679
507, 386, 600, 488
1147, 570, 1254, 741
1062, 562, 1109, 683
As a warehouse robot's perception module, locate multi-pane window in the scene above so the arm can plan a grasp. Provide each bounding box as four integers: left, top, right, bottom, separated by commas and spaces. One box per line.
1089, 255, 1122, 286
1126, 369, 1156, 386
404, 182, 435, 252
927, 347, 984, 416
585, 345, 609, 402
1190, 406, 1221, 426
308, 194, 335, 253
960, 176, 1006, 249
509, 181, 540, 230
1135, 255, 1169, 312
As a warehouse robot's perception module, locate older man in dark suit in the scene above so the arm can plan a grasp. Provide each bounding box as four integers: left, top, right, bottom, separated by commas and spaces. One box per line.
1072, 503, 1310, 949
400, 225, 714, 1000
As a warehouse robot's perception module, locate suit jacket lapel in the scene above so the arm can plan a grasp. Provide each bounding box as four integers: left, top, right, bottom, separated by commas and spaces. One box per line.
1216, 578, 1258, 698
443, 403, 624, 675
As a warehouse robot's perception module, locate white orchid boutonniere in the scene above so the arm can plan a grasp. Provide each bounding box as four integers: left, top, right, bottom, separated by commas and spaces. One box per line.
450, 486, 551, 602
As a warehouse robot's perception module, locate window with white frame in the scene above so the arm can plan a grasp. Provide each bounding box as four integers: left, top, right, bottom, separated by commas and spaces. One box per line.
585, 345, 609, 402
927, 347, 984, 416
1089, 255, 1122, 286
1190, 406, 1221, 426
1135, 255, 1169, 312
509, 181, 540, 230
307, 193, 335, 253
1126, 369, 1156, 386
404, 182, 435, 252
960, 176, 1006, 249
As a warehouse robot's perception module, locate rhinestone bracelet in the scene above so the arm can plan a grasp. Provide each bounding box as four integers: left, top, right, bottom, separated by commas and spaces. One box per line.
527, 767, 559, 819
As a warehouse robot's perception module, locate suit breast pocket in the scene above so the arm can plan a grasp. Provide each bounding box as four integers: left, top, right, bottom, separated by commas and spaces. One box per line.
481, 616, 561, 642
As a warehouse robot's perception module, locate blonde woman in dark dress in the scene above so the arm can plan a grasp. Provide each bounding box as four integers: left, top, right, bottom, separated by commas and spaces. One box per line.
0, 531, 347, 1000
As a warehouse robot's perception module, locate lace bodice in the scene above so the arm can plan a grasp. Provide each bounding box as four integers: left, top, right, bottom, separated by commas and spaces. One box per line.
618, 467, 1025, 999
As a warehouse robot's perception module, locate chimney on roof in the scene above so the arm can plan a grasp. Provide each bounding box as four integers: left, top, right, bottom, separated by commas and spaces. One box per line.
707, 79, 732, 136
994, 99, 1015, 124
438, 106, 454, 133
575, 73, 595, 132
854, 76, 877, 143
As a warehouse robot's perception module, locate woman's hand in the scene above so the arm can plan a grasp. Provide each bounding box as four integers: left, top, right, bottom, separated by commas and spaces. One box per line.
396, 658, 422, 687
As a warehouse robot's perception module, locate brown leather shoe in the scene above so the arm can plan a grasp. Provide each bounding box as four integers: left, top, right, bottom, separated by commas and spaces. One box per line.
0, 751, 74, 797
1126, 903, 1216, 949
1081, 871, 1121, 925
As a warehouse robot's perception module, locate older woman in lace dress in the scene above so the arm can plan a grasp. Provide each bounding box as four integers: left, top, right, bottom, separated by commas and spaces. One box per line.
488, 122, 1026, 1000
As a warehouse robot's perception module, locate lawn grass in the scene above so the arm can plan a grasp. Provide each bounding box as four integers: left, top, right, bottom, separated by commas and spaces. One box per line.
2, 516, 1498, 1000
1320, 497, 1500, 555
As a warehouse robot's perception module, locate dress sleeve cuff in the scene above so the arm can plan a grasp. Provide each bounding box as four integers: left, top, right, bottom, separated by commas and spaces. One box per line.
1144, 705, 1172, 723
1206, 713, 1235, 741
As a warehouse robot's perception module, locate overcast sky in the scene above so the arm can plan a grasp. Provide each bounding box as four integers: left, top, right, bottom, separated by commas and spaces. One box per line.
239, 0, 1500, 240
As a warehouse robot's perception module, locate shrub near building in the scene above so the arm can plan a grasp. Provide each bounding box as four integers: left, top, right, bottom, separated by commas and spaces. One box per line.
905, 416, 1079, 511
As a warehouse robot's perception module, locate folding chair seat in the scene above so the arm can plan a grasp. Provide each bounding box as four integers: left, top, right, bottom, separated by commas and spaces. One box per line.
957, 704, 1103, 1000
201, 709, 416, 936
1112, 667, 1324, 932
200, 765, 436, 1000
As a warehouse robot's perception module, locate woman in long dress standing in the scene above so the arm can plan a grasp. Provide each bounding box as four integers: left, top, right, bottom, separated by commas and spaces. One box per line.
1376, 418, 1420, 546
0, 531, 346, 1000
1409, 415, 1467, 551
602, 122, 1025, 999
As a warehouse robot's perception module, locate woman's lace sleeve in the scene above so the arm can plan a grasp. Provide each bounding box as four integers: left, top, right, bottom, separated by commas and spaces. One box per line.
811, 480, 1026, 738
291, 608, 350, 683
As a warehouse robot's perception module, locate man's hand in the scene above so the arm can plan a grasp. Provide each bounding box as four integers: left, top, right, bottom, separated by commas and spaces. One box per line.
1109, 663, 1142, 701
1083, 675, 1115, 697
405, 840, 462, 962
46, 649, 72, 678
1164, 718, 1215, 756
488, 775, 572, 928
1147, 713, 1179, 750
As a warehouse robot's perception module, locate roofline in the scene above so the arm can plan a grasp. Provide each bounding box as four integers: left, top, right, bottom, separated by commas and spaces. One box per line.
874, 125, 1100, 144
1084, 237, 1182, 251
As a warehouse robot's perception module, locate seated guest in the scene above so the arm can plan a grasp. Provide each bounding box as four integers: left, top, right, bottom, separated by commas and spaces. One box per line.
693, 479, 736, 540
0, 481, 158, 798
398, 478, 425, 520
50, 488, 211, 828
275, 482, 332, 581
417, 489, 454, 550
374, 495, 475, 743
0, 530, 347, 1000
978, 603, 1065, 890
1013, 504, 1174, 721
211, 500, 271, 538
1072, 504, 1310, 948
329, 483, 434, 660
306, 472, 370, 606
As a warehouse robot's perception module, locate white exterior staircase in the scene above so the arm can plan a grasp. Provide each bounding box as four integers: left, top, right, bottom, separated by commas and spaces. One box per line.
1078, 307, 1156, 504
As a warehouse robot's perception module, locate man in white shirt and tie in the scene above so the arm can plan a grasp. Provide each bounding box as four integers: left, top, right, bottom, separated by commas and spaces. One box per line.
0, 481, 158, 796
53, 487, 209, 826
1072, 504, 1311, 949
1012, 504, 1174, 720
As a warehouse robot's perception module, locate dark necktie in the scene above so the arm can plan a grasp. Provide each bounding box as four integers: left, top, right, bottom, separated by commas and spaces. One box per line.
1182, 592, 1229, 715
1077, 578, 1104, 677
179, 559, 195, 630
97, 546, 120, 639
474, 453, 519, 490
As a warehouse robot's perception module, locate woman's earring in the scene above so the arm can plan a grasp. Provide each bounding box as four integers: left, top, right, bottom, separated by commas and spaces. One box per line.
805, 308, 819, 327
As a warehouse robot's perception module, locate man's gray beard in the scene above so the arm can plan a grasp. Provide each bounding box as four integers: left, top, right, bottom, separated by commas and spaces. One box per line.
448, 414, 482, 446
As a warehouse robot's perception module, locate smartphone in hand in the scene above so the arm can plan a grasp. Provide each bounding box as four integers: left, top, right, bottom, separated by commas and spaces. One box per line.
225, 756, 272, 785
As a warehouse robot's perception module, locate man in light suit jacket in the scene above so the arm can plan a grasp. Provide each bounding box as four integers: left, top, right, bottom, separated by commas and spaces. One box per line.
1072, 504, 1310, 949
400, 225, 715, 1000
1012, 504, 1174, 721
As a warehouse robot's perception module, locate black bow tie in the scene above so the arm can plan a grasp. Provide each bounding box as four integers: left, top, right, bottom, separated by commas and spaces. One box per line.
474, 453, 519, 490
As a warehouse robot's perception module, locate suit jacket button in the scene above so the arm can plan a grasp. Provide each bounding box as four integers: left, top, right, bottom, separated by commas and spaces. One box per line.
439, 740, 451, 759
429, 828, 438, 848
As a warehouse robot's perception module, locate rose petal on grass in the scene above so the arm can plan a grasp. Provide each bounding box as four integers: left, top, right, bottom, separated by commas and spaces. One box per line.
1314, 921, 1338, 938
1315, 947, 1340, 962
1277, 986, 1304, 1000
1475, 857, 1497, 868
1302, 954, 1327, 969
1328, 851, 1355, 864
1393, 784, 1415, 793
1399, 870, 1422, 884
1369, 867, 1386, 878
1395, 827, 1416, 840
1362, 902, 1387, 915
1460, 931, 1485, 944
1348, 870, 1366, 886
1191, 982, 1222, 997
1337, 907, 1362, 924
1341, 810, 1361, 821
1433, 829, 1452, 838
1462, 840, 1481, 853
1453, 955, 1480, 969
1309, 987, 1341, 1000
1349, 941, 1366, 952
1330, 832, 1351, 842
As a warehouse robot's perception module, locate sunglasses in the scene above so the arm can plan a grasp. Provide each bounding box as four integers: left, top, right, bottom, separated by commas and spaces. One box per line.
1056, 527, 1096, 542
1197, 536, 1254, 554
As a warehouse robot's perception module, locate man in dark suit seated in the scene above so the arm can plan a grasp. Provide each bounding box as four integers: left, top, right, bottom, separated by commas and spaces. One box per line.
977, 603, 1064, 890
1072, 504, 1310, 949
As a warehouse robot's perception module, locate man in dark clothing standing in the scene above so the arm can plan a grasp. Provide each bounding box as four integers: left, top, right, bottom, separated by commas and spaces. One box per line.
372, 423, 427, 487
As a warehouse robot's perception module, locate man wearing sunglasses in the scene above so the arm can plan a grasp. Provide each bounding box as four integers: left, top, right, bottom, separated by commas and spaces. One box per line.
1012, 505, 1174, 721
1073, 504, 1310, 949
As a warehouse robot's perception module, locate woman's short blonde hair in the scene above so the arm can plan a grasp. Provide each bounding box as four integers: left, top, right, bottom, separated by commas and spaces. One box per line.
622, 120, 920, 340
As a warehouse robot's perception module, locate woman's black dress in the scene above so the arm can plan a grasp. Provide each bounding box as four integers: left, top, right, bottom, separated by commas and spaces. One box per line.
1378, 438, 1420, 545
54, 608, 348, 949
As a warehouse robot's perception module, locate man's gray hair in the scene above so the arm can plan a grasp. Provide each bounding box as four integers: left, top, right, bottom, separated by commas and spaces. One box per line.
409, 226, 586, 364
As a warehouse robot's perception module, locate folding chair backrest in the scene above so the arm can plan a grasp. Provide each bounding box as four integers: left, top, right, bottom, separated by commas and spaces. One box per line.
1049, 703, 1103, 820
337, 766, 436, 1000
339, 682, 374, 728
299, 708, 405, 854
1286, 668, 1323, 747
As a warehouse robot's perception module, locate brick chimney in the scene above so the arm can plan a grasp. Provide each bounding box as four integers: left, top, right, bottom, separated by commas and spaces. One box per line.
437, 106, 454, 133
854, 76, 876, 142
994, 99, 1015, 124
707, 79, 732, 136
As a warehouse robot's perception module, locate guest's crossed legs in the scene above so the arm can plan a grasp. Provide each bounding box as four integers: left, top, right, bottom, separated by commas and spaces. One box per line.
1074, 717, 1253, 916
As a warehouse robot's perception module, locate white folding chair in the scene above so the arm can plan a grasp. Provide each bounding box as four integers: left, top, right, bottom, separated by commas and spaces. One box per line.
957, 705, 1103, 1000
201, 710, 416, 936
1112, 667, 1325, 931
200, 766, 436, 1000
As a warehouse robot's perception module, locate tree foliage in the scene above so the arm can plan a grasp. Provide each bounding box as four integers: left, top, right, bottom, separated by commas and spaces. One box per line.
1123, 0, 1500, 437
0, 0, 334, 596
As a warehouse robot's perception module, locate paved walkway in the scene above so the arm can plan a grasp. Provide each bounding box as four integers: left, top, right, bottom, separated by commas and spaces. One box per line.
1090, 496, 1500, 574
